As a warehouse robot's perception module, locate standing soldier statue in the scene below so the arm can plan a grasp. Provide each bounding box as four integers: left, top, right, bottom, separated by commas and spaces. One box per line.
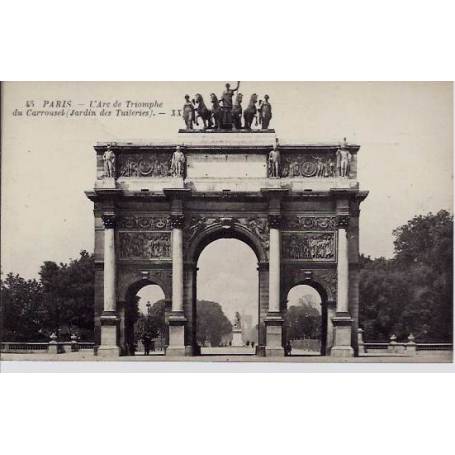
170, 146, 186, 177
182, 94, 195, 130
103, 145, 116, 178
268, 139, 280, 178
219, 81, 240, 129
336, 138, 352, 177
258, 94, 272, 129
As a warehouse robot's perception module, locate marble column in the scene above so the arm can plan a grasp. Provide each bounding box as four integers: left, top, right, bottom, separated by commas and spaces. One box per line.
172, 217, 184, 312
167, 214, 187, 356
331, 215, 354, 357
98, 214, 120, 357
265, 214, 284, 356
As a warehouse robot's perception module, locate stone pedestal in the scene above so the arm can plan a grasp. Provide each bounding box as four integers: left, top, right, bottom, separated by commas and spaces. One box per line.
48, 334, 59, 354
232, 328, 243, 347
264, 313, 284, 357
406, 334, 417, 356
98, 312, 121, 357
166, 312, 187, 356
331, 314, 354, 357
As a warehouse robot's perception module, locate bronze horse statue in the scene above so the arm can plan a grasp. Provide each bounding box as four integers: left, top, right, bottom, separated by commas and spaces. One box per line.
243, 93, 258, 130
232, 93, 243, 130
210, 93, 223, 129
193, 93, 213, 129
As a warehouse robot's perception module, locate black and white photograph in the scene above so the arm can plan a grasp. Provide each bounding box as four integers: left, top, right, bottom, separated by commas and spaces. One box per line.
1, 3, 455, 455
1, 81, 452, 364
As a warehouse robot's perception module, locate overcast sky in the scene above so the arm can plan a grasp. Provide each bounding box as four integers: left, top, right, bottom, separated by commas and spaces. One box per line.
1, 82, 452, 320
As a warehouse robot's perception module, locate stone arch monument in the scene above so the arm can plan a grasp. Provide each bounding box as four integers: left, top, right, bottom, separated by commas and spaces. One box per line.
86, 91, 368, 358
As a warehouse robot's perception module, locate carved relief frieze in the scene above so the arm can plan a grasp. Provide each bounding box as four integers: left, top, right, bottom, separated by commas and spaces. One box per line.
282, 232, 336, 261
116, 215, 171, 230
118, 232, 171, 259
281, 153, 338, 178
118, 152, 173, 177
282, 215, 337, 230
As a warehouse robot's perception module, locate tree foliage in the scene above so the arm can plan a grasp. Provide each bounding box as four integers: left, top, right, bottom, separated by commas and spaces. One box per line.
134, 299, 166, 340
285, 298, 321, 340
1, 274, 44, 341
359, 210, 453, 342
1, 250, 94, 341
196, 300, 232, 347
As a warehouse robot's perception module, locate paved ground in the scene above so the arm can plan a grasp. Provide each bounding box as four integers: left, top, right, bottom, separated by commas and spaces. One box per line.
1, 350, 452, 363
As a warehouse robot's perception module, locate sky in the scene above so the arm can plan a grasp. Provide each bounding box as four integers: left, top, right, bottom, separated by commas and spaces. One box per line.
1, 82, 453, 320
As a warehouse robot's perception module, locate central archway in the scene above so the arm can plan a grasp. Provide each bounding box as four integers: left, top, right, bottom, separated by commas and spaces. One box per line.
194, 237, 259, 355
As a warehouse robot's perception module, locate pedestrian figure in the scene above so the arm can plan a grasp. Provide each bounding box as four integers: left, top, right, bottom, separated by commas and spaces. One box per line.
285, 340, 292, 356
142, 334, 152, 356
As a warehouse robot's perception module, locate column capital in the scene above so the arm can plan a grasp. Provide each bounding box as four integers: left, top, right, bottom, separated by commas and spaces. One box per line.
170, 214, 185, 229
336, 214, 350, 229
102, 214, 116, 229
268, 214, 282, 229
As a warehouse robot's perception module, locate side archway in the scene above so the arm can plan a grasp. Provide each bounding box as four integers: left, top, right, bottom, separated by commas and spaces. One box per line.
283, 277, 331, 356
119, 277, 170, 355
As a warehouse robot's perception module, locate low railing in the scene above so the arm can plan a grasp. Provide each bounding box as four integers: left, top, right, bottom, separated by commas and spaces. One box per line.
1, 341, 95, 353
78, 342, 95, 351
1, 342, 49, 353
363, 342, 452, 350
416, 343, 452, 351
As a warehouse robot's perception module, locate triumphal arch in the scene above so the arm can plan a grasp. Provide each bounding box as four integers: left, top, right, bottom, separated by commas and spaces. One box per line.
86, 86, 368, 358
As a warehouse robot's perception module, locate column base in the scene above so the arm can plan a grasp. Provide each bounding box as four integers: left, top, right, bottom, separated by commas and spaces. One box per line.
96, 345, 121, 358
265, 347, 285, 357
265, 312, 284, 355
165, 346, 187, 357
99, 312, 119, 355
330, 346, 354, 358
331, 313, 354, 358
167, 311, 186, 356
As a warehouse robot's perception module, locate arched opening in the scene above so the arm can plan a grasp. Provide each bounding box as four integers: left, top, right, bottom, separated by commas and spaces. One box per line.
196, 238, 259, 355
124, 283, 166, 356
284, 284, 327, 356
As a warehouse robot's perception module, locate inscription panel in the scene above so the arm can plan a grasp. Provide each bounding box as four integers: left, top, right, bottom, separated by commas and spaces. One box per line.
187, 153, 266, 178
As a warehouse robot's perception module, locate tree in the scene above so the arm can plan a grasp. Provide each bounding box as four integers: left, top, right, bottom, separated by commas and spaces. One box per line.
285, 299, 322, 340
196, 300, 232, 347
134, 299, 166, 341
1, 273, 44, 341
1, 250, 95, 342
38, 251, 95, 340
359, 211, 453, 342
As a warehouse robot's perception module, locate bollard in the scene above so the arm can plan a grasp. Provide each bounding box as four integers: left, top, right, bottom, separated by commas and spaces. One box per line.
357, 328, 366, 354
387, 334, 397, 353
406, 333, 417, 356
48, 332, 58, 354
71, 333, 79, 352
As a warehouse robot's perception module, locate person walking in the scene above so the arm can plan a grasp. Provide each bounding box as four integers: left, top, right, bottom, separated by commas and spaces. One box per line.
142, 334, 152, 356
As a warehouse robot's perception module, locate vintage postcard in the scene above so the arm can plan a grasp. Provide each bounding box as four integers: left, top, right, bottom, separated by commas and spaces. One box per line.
1, 81, 453, 365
